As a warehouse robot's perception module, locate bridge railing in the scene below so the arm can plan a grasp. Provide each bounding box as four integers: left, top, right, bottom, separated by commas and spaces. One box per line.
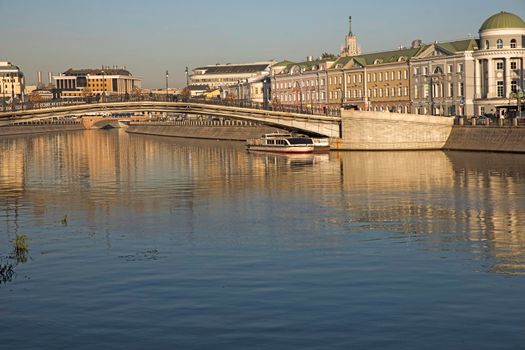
2, 94, 341, 118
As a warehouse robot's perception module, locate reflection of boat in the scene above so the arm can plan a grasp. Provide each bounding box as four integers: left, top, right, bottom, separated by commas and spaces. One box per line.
246, 133, 314, 154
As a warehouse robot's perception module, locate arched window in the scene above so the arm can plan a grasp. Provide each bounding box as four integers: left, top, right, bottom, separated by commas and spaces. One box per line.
497, 39, 503, 49
486, 40, 490, 49
510, 39, 517, 48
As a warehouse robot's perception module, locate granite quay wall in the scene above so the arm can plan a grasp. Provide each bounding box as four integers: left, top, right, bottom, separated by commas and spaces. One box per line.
444, 126, 525, 153
0, 122, 85, 137
126, 121, 283, 141
333, 110, 454, 150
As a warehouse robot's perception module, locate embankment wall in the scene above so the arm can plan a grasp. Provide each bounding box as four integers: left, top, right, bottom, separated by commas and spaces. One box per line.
126, 123, 282, 141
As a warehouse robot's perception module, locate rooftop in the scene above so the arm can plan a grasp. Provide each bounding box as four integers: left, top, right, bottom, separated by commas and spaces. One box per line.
63, 68, 132, 76
480, 11, 525, 31
193, 62, 274, 75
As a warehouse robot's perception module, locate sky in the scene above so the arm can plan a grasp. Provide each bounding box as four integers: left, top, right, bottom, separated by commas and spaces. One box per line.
1, 0, 524, 88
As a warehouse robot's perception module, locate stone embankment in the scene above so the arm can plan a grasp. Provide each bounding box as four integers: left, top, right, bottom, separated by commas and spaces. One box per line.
445, 126, 525, 153
0, 122, 84, 137
126, 120, 282, 141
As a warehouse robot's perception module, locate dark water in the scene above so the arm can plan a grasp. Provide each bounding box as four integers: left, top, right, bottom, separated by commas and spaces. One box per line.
1, 129, 524, 349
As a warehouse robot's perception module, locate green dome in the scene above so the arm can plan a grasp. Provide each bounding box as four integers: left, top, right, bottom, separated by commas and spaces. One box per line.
480, 11, 525, 31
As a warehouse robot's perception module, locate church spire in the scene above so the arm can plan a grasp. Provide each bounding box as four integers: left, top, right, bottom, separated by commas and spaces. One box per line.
348, 16, 353, 36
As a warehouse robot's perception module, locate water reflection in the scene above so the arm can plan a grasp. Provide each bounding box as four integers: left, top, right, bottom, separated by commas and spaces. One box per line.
0, 130, 525, 275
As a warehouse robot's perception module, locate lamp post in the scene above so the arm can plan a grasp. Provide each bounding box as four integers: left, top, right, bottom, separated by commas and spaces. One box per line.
185, 67, 189, 89
11, 72, 15, 111
1, 72, 5, 112
166, 70, 169, 100
102, 69, 106, 103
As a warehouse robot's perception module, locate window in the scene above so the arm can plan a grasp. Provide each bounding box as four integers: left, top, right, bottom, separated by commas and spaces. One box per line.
358, 75, 362, 83
385, 72, 389, 81
329, 77, 332, 85
511, 61, 517, 70
414, 67, 420, 75
459, 82, 464, 97
397, 71, 401, 80
511, 80, 518, 93
367, 74, 371, 82
496, 39, 503, 49
449, 83, 454, 97
414, 85, 418, 98
392, 87, 396, 97
398, 87, 403, 96
496, 61, 504, 70
379, 88, 383, 97
485, 40, 490, 49
510, 39, 517, 48
423, 67, 428, 75
447, 65, 453, 74
373, 88, 377, 97
386, 88, 389, 97
391, 71, 395, 80
458, 63, 464, 73
404, 87, 408, 96
379, 73, 383, 82
497, 81, 504, 97
373, 73, 377, 82
339, 76, 342, 85
403, 70, 408, 80
353, 75, 356, 84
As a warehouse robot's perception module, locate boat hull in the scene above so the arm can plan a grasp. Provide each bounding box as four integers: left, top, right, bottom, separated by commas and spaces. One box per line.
246, 145, 314, 154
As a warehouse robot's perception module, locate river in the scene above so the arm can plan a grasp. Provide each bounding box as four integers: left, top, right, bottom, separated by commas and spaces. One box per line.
1, 129, 524, 349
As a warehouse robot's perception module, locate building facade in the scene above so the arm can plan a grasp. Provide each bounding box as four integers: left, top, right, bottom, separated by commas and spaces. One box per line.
53, 66, 141, 98
410, 40, 477, 117
0, 61, 26, 105
189, 61, 275, 103
270, 57, 336, 110
473, 12, 525, 118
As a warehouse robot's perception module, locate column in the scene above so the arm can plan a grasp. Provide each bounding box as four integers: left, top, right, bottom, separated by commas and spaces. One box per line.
475, 59, 481, 99
487, 58, 495, 98
505, 57, 512, 98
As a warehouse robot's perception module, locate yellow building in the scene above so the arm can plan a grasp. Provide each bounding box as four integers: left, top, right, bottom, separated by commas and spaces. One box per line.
53, 66, 141, 99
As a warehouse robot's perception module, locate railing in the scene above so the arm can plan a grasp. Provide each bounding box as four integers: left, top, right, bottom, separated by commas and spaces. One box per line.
454, 116, 525, 127
1, 95, 341, 118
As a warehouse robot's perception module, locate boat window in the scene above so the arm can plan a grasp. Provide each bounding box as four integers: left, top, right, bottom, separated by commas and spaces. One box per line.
287, 138, 313, 145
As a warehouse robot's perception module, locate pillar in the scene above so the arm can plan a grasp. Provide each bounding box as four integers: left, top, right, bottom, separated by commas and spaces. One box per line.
487, 59, 495, 98
505, 57, 512, 98
475, 59, 481, 99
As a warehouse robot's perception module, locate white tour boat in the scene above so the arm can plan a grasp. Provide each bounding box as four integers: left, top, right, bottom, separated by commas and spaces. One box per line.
246, 133, 315, 154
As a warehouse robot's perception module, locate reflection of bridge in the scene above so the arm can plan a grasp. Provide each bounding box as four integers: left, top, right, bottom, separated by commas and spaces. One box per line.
0, 100, 342, 137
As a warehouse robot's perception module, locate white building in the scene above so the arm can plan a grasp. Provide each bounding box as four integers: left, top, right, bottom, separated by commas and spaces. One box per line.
474, 11, 525, 117
189, 61, 275, 102
0, 61, 25, 104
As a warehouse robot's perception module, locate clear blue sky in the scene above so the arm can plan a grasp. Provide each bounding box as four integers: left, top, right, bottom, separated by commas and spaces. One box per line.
1, 0, 524, 88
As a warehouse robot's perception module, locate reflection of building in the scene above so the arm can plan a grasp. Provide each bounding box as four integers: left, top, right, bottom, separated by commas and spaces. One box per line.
53, 66, 141, 98
0, 61, 26, 104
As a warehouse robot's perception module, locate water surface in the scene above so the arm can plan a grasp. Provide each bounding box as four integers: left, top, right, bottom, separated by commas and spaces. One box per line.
1, 130, 524, 349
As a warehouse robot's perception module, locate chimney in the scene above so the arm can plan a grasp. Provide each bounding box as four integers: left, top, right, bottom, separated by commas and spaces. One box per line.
37, 71, 42, 85
48, 72, 52, 85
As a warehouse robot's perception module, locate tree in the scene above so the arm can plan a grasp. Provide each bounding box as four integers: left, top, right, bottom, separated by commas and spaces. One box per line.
29, 91, 43, 104
180, 87, 191, 99
321, 52, 338, 60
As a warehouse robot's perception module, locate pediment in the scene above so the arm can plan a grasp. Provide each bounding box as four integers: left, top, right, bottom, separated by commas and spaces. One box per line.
417, 44, 452, 58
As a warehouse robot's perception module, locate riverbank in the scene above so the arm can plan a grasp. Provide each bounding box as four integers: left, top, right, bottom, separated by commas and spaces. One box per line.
126, 121, 282, 141
0, 123, 85, 137
444, 126, 525, 153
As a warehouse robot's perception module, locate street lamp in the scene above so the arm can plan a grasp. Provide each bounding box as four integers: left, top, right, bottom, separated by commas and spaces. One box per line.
185, 66, 189, 89
11, 72, 15, 111
166, 70, 169, 100
1, 72, 5, 112
102, 69, 106, 103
